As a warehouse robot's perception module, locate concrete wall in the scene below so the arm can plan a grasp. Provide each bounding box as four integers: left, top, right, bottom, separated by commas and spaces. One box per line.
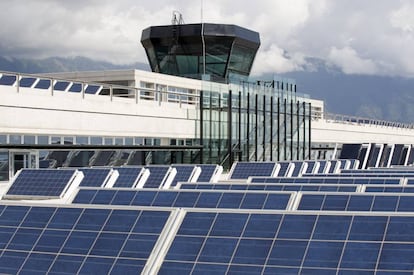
312, 119, 414, 144
1, 85, 198, 139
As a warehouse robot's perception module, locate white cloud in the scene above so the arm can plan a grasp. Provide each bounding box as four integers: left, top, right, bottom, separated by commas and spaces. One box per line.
390, 3, 414, 33
328, 46, 378, 75
251, 44, 307, 75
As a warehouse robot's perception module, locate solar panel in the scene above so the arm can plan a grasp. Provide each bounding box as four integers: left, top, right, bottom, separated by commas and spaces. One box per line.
229, 162, 277, 179
316, 160, 329, 173
298, 193, 414, 212
289, 161, 305, 177
85, 84, 102, 94
34, 79, 51, 89
141, 166, 173, 188
170, 165, 198, 187
0, 74, 16, 85
276, 162, 290, 176
0, 204, 171, 275
19, 77, 37, 87
68, 83, 82, 92
303, 161, 317, 174
196, 164, 221, 182
53, 81, 70, 91
327, 160, 339, 173
73, 188, 293, 210
4, 169, 78, 199
78, 168, 112, 187
158, 211, 414, 274
112, 167, 144, 188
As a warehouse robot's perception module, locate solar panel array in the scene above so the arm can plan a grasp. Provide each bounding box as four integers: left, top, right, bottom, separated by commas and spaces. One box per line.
5, 161, 414, 273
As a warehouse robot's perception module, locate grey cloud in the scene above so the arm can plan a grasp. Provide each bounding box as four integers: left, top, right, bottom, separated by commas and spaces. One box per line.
0, 0, 413, 77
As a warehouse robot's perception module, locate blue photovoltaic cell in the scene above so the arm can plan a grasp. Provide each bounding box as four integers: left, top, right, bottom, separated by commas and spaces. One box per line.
73, 189, 292, 210
5, 169, 76, 198
195, 164, 219, 182
230, 162, 277, 179
170, 165, 197, 187
158, 211, 414, 274
113, 167, 143, 188
0, 204, 170, 275
143, 166, 170, 188
78, 168, 111, 187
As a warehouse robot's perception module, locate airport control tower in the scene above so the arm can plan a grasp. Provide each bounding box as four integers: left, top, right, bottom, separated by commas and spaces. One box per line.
141, 20, 260, 83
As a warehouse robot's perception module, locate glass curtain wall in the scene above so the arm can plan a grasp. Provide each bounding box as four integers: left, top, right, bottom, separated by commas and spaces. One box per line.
201, 76, 311, 169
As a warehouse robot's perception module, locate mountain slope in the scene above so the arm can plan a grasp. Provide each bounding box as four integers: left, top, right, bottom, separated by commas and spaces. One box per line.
0, 56, 149, 74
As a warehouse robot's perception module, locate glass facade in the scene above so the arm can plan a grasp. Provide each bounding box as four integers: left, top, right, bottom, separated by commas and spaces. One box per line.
200, 77, 311, 169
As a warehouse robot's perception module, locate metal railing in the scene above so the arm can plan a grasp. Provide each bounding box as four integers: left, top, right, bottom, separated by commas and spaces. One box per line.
317, 112, 414, 130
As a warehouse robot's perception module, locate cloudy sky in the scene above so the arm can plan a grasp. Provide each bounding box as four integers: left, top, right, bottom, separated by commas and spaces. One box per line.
1, 0, 414, 77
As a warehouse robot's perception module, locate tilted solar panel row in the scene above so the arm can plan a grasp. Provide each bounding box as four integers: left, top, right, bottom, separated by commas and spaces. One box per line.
73, 188, 293, 210
228, 160, 359, 180
178, 182, 359, 192
364, 185, 414, 193
250, 176, 403, 185
304, 172, 414, 178
0, 74, 101, 94
298, 193, 414, 212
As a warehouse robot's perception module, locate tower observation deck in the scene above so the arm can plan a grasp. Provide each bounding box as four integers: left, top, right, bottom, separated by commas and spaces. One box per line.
141, 23, 260, 83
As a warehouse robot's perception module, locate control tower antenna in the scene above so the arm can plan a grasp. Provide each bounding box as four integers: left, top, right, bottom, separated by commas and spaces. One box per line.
201, 0, 204, 23
172, 11, 184, 25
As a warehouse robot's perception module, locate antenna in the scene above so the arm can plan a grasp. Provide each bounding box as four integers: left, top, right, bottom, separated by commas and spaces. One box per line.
171, 11, 184, 25
201, 0, 204, 23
